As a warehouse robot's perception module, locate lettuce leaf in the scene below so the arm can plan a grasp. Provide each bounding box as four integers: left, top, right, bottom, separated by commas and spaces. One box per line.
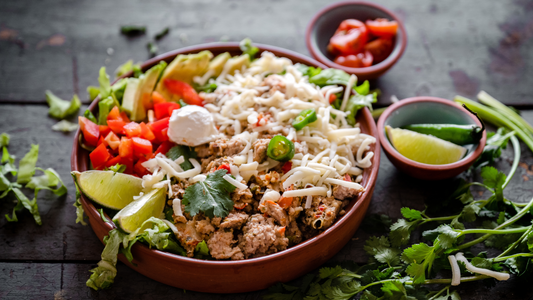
0, 133, 10, 148
73, 184, 87, 226
1, 147, 17, 176
87, 228, 126, 290
83, 109, 97, 124
26, 167, 67, 198
87, 86, 100, 101
98, 67, 112, 99
115, 60, 134, 78
5, 187, 41, 225
309, 69, 351, 87
239, 38, 259, 59
98, 96, 116, 125
45, 91, 81, 120
344, 93, 376, 125
16, 144, 39, 184
51, 120, 78, 132
296, 64, 322, 78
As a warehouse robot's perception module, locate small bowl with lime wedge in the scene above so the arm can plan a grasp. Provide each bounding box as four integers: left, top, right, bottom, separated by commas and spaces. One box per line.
377, 97, 486, 180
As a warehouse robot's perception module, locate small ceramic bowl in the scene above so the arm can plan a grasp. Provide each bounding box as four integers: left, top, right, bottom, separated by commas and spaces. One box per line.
71, 43, 381, 293
377, 97, 486, 180
306, 1, 407, 81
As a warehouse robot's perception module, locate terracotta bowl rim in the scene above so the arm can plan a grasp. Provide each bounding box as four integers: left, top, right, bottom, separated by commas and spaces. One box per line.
71, 42, 381, 267
376, 96, 487, 171
305, 0, 408, 76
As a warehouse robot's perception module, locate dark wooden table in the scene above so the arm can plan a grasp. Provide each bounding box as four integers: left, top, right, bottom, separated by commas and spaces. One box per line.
1, 0, 533, 299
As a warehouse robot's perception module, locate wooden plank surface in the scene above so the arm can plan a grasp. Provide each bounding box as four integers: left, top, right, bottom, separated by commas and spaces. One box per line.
0, 0, 532, 105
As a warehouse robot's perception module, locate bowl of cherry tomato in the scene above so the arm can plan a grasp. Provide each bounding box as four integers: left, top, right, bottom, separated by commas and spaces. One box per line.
306, 0, 407, 80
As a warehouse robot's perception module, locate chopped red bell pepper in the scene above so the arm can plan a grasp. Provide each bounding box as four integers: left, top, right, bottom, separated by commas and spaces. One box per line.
96, 136, 107, 147
134, 158, 150, 177
107, 119, 126, 135
90, 143, 111, 169
123, 122, 142, 138
149, 117, 169, 142
105, 155, 122, 168
120, 111, 130, 123
107, 106, 122, 121
217, 164, 231, 172
79, 116, 100, 147
163, 79, 203, 106
99, 125, 111, 137
119, 137, 133, 159
120, 157, 134, 175
155, 141, 174, 155
281, 161, 292, 174
152, 91, 167, 105
278, 196, 293, 209
140, 122, 156, 142
154, 102, 180, 120
132, 137, 153, 156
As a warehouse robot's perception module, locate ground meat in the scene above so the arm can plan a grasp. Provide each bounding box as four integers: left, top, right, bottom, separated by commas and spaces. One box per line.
253, 139, 270, 163
251, 171, 281, 192
286, 220, 303, 245
175, 221, 204, 257
195, 144, 213, 158
231, 187, 254, 210
264, 200, 288, 226
238, 214, 289, 258
303, 196, 343, 231
262, 75, 286, 95
211, 217, 222, 227
171, 179, 191, 199
202, 156, 234, 173
294, 141, 308, 154
209, 137, 245, 157
332, 177, 363, 200
219, 211, 249, 229
207, 230, 244, 260
195, 219, 215, 239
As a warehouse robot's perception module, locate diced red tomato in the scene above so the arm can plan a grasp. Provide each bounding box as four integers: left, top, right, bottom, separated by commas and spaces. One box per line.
163, 79, 204, 106
281, 161, 292, 173
278, 196, 293, 209
364, 37, 393, 64
107, 119, 126, 135
104, 131, 120, 150
107, 106, 122, 121
79, 116, 100, 147
90, 143, 111, 169
154, 141, 174, 156
120, 111, 130, 123
123, 122, 142, 138
365, 18, 398, 37
119, 137, 133, 159
149, 117, 170, 142
154, 102, 180, 120
152, 91, 167, 105
344, 174, 351, 181
334, 51, 373, 68
99, 125, 111, 137
217, 164, 231, 172
139, 122, 156, 142
329, 19, 368, 55
105, 155, 122, 168
329, 94, 337, 104
134, 158, 149, 177
96, 136, 107, 147
120, 157, 134, 175
132, 137, 152, 156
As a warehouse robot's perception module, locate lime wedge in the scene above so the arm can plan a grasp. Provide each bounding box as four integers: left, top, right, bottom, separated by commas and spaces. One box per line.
386, 126, 467, 165
112, 188, 166, 233
72, 170, 143, 210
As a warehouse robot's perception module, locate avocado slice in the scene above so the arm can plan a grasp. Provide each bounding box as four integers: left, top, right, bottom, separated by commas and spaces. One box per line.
154, 50, 213, 102
220, 54, 251, 76
121, 61, 167, 121
208, 52, 231, 77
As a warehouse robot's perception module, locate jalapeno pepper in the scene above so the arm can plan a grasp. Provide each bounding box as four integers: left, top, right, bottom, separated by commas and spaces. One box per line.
401, 105, 485, 145
267, 135, 295, 161
292, 109, 317, 131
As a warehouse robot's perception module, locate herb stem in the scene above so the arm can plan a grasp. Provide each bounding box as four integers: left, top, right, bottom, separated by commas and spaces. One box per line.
457, 226, 529, 236
503, 135, 520, 189
492, 253, 533, 262
496, 226, 533, 258
428, 286, 450, 300
456, 196, 533, 250
405, 275, 491, 285
422, 215, 459, 224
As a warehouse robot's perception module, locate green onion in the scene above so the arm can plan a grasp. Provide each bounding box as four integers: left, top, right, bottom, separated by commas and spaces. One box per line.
477, 91, 533, 136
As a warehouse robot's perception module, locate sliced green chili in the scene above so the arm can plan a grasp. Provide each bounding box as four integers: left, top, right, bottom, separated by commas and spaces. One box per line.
401, 105, 485, 145
292, 109, 317, 131
267, 136, 295, 162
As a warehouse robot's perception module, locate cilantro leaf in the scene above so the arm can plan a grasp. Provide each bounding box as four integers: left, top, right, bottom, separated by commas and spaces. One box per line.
389, 219, 419, 247
401, 243, 434, 264
401, 207, 423, 221
45, 91, 81, 120
364, 236, 401, 266
474, 128, 514, 168
166, 145, 197, 171
361, 214, 393, 234
422, 225, 460, 249
461, 202, 481, 222
182, 169, 236, 218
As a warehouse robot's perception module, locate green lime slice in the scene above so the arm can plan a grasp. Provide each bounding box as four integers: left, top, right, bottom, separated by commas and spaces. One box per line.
72, 170, 144, 210
112, 188, 167, 233
386, 126, 467, 165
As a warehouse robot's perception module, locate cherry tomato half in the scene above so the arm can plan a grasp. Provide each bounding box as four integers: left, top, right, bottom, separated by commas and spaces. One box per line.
328, 19, 368, 55
365, 18, 398, 37
333, 51, 374, 68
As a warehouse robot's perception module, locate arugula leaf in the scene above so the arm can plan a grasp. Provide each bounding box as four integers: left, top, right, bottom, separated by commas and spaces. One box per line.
182, 169, 236, 218
401, 207, 423, 221
87, 228, 126, 290
87, 86, 100, 101
309, 69, 351, 87
45, 91, 81, 120
98, 67, 112, 99
165, 145, 197, 171
0, 133, 10, 148
239, 38, 259, 59
364, 236, 401, 266
16, 144, 39, 184
51, 120, 78, 132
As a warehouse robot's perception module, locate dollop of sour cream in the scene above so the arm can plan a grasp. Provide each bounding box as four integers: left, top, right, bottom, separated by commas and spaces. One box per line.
167, 105, 219, 146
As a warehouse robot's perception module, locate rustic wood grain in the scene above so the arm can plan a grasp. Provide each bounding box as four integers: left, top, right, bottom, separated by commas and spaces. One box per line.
0, 0, 532, 104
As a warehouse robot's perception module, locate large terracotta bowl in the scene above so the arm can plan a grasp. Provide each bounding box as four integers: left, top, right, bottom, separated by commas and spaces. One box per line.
70, 42, 381, 293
